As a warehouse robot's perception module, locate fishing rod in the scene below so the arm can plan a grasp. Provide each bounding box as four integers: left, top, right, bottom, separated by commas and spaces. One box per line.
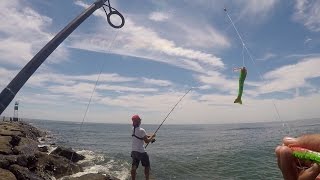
145, 87, 194, 148
0, 0, 124, 115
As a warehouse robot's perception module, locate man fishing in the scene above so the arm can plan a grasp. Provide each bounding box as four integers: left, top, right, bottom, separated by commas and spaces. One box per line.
233, 66, 247, 104
131, 115, 156, 180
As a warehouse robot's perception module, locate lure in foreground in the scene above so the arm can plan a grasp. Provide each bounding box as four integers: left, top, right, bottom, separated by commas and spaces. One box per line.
234, 67, 247, 104
291, 147, 320, 164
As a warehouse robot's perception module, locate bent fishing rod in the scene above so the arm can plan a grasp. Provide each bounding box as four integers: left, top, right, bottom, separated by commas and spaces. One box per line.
145, 87, 194, 148
0, 0, 124, 115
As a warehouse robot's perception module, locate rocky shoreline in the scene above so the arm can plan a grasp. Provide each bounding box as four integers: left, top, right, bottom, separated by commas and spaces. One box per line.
0, 121, 119, 180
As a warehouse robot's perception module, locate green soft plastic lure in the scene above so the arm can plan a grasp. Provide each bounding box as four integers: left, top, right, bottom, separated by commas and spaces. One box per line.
234, 67, 247, 104
291, 147, 320, 164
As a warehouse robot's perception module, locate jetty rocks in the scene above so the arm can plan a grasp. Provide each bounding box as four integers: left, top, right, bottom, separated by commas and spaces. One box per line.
0, 121, 119, 180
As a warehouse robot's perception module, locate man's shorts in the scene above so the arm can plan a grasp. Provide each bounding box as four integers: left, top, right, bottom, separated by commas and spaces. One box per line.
131, 151, 150, 167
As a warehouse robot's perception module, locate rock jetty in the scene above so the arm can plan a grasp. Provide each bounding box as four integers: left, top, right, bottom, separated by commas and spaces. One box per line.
0, 121, 119, 180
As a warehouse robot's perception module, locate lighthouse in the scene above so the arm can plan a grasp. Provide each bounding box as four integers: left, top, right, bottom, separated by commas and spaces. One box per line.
13, 101, 19, 121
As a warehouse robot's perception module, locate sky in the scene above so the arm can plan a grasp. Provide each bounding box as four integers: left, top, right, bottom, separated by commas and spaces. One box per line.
0, 0, 320, 124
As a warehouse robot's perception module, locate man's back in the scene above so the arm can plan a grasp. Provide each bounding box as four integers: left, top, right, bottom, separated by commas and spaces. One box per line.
132, 127, 146, 153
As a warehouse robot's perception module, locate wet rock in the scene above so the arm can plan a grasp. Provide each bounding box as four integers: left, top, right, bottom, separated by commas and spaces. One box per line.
35, 152, 82, 178
0, 122, 89, 180
51, 146, 85, 163
0, 157, 10, 169
0, 154, 37, 169
38, 146, 49, 153
10, 135, 21, 147
0, 136, 13, 155
0, 155, 18, 167
0, 168, 16, 180
13, 137, 38, 155
62, 173, 120, 180
9, 164, 43, 180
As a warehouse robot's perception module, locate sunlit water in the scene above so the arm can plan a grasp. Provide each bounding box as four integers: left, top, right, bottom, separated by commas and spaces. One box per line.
27, 119, 320, 180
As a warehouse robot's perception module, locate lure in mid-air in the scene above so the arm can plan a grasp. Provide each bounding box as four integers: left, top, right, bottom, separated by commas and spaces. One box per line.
291, 147, 320, 164
234, 67, 247, 104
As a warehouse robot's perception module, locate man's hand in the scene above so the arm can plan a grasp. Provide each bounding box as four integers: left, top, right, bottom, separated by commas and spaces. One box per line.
275, 135, 320, 180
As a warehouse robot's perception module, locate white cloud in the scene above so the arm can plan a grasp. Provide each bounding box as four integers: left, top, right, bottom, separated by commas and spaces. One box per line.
25, 71, 174, 99
256, 53, 277, 61
170, 20, 230, 49
0, 68, 16, 88
304, 37, 312, 44
70, 2, 226, 74
256, 57, 320, 94
149, 12, 169, 22
196, 71, 238, 94
142, 78, 172, 87
97, 84, 158, 93
237, 0, 279, 18
70, 18, 224, 71
293, 0, 320, 32
27, 72, 136, 87
0, 0, 69, 67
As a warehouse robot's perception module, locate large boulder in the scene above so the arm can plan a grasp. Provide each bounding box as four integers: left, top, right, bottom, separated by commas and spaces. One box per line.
0, 154, 37, 169
35, 152, 82, 178
0, 168, 17, 180
0, 155, 19, 168
9, 164, 43, 180
51, 147, 85, 163
38, 145, 49, 153
13, 137, 38, 155
0, 136, 13, 155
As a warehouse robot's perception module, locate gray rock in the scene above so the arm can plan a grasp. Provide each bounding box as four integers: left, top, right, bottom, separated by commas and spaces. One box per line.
35, 152, 82, 179
13, 137, 38, 155
9, 164, 43, 180
0, 154, 37, 169
10, 135, 21, 147
0, 136, 13, 155
0, 168, 17, 180
38, 146, 49, 153
51, 146, 85, 163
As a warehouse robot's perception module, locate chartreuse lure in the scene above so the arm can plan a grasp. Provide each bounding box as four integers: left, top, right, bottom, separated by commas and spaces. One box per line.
291, 147, 320, 164
234, 67, 247, 105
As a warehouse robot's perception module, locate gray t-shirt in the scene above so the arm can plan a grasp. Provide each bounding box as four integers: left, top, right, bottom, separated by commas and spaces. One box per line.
132, 127, 146, 153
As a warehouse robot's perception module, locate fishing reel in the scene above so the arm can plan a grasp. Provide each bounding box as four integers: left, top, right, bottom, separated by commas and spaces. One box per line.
102, 0, 125, 28
151, 139, 156, 143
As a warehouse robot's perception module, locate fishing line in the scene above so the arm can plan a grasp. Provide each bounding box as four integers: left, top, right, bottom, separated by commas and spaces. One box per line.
67, 29, 121, 172
242, 44, 245, 67
224, 8, 291, 135
145, 87, 194, 148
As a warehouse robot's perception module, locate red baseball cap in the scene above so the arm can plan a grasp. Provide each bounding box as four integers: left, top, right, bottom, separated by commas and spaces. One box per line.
132, 114, 141, 121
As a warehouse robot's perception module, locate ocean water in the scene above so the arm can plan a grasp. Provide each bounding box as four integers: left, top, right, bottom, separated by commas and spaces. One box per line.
27, 119, 320, 180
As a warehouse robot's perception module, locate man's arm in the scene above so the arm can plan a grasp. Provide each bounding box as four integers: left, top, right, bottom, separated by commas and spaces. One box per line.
143, 134, 156, 143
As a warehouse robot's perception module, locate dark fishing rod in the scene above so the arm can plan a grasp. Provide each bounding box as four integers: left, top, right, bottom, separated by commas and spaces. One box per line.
145, 87, 194, 148
0, 0, 125, 115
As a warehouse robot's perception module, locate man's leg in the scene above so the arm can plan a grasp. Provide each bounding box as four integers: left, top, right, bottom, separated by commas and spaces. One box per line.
144, 166, 150, 180
131, 165, 137, 180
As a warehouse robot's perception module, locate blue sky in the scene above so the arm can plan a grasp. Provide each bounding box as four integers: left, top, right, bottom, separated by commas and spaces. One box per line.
1, 0, 320, 124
